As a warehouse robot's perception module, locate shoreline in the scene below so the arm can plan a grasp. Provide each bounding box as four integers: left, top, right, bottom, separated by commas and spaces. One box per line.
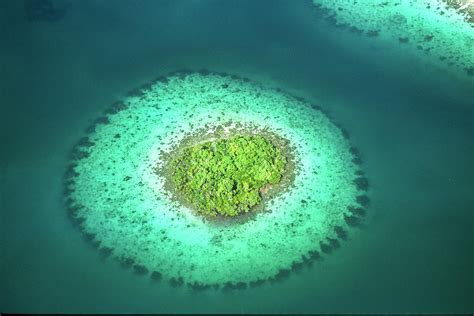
155, 122, 299, 227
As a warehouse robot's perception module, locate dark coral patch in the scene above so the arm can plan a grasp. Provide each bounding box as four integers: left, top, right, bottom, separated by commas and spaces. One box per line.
398, 37, 410, 43
334, 226, 348, 240
104, 101, 128, 115
366, 29, 380, 37
273, 268, 291, 282
353, 176, 369, 191
77, 137, 95, 148
133, 264, 149, 275
355, 170, 365, 176
197, 68, 210, 76
308, 250, 321, 260
70, 148, 90, 160
25, 0, 68, 22
65, 163, 79, 179
319, 241, 333, 254
327, 237, 340, 249
348, 206, 366, 217
349, 26, 364, 34
424, 34, 434, 41
188, 282, 210, 291
169, 277, 184, 287
249, 279, 266, 288
352, 157, 363, 165
99, 246, 113, 258
356, 195, 370, 207
349, 146, 359, 156
94, 116, 110, 125
118, 257, 135, 269
150, 271, 162, 281
344, 214, 361, 227
83, 232, 100, 248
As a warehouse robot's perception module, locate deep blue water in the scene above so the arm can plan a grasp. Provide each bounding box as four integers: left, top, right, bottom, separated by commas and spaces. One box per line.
1, 0, 472, 313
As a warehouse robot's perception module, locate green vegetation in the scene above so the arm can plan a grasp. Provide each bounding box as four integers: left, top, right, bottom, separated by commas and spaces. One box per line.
171, 134, 286, 217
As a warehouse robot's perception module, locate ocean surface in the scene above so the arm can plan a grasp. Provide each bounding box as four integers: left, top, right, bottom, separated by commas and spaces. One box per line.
0, 0, 472, 313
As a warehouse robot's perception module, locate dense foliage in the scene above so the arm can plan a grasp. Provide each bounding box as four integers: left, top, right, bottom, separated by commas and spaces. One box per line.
171, 134, 286, 217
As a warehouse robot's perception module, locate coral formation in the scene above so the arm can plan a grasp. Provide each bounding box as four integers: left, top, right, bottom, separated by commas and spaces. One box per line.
24, 0, 68, 22
312, 0, 473, 76
64, 70, 369, 288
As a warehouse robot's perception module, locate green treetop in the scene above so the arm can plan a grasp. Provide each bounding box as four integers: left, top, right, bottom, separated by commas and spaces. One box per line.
171, 134, 286, 217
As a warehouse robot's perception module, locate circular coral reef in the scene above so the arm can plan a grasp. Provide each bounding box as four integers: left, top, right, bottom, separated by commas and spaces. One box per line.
63, 70, 370, 288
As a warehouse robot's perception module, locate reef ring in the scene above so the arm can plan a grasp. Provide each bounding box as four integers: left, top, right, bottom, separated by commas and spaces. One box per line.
64, 70, 369, 288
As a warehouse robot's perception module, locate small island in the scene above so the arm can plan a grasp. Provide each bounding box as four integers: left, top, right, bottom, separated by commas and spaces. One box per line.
170, 134, 286, 217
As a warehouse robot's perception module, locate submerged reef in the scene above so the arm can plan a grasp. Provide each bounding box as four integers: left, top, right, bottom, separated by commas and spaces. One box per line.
24, 0, 69, 22
312, 0, 474, 76
63, 70, 369, 288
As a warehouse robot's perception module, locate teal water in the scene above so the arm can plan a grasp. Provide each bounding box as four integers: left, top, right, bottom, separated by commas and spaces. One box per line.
0, 0, 472, 313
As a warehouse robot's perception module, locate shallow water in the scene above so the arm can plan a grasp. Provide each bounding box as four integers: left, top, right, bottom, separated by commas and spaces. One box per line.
0, 0, 472, 313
